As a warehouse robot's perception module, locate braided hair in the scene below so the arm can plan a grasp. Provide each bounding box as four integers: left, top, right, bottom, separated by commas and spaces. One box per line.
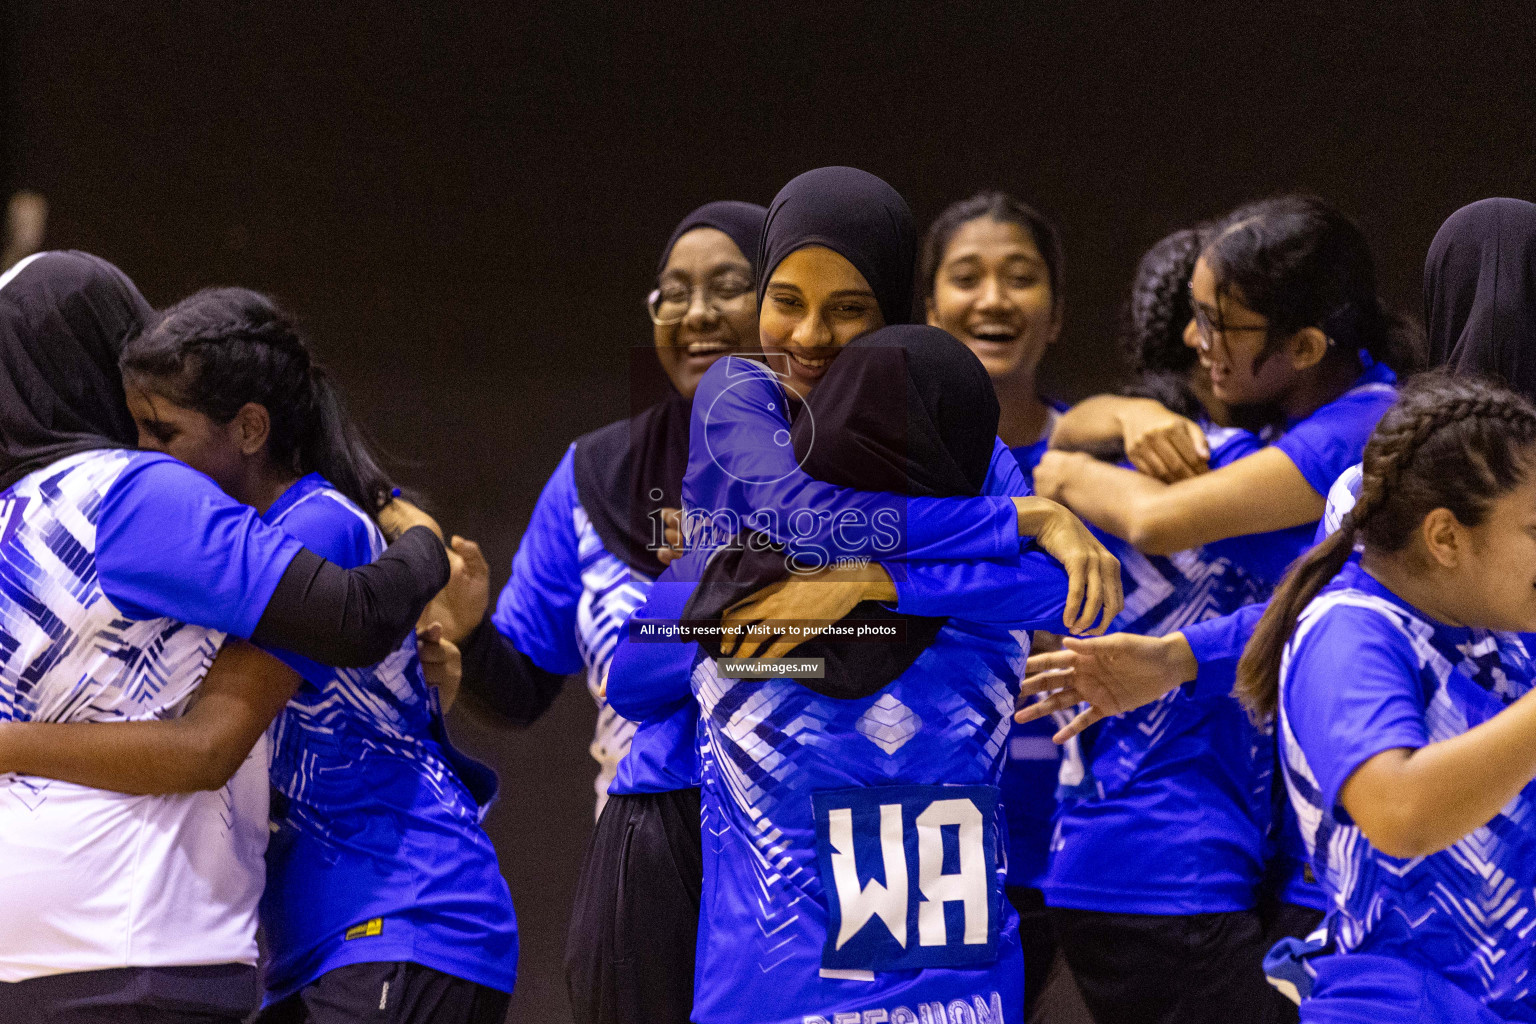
1237, 371, 1536, 720
1117, 226, 1206, 420
121, 287, 398, 517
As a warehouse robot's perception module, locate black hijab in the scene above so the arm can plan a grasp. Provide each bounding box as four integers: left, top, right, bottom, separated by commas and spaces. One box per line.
758, 167, 916, 326
684, 325, 1000, 699
0, 251, 152, 491
572, 201, 767, 578
1424, 198, 1536, 399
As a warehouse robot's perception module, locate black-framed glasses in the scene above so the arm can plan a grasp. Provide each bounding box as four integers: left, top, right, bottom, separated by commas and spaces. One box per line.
1187, 281, 1269, 354
647, 274, 754, 326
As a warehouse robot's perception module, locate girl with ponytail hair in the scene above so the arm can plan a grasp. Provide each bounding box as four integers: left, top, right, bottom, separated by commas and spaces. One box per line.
119, 287, 396, 519
1241, 372, 1536, 1022
110, 287, 520, 1022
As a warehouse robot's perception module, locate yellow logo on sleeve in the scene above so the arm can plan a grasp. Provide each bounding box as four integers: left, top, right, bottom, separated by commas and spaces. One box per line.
344, 918, 384, 940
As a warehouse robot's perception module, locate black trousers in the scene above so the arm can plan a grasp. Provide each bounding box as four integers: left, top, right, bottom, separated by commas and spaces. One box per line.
0, 964, 258, 1024
1006, 885, 1058, 1020
565, 787, 703, 1024
1050, 901, 1324, 1024
256, 961, 510, 1024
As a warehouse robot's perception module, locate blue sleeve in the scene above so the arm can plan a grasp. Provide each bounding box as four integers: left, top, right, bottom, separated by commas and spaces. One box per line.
687, 358, 1019, 563
983, 437, 1030, 497
1276, 388, 1395, 497
1183, 603, 1268, 699
879, 448, 1063, 626
95, 455, 304, 639
1283, 604, 1428, 812
490, 448, 586, 676
889, 548, 1071, 628
606, 561, 700, 723
1205, 425, 1266, 469
272, 493, 375, 569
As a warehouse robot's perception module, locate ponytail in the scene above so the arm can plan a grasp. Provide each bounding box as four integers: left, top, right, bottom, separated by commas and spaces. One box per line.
1236, 517, 1360, 720
1237, 371, 1536, 721
122, 287, 400, 518
303, 365, 396, 514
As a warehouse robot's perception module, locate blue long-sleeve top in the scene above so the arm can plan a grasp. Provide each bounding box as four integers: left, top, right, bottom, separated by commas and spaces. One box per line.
608, 357, 1078, 792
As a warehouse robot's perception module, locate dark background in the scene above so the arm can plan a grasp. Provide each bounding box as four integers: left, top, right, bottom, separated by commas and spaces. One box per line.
6, 3, 1535, 1019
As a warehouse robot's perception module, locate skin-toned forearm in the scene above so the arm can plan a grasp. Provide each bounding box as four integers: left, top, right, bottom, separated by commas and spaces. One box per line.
0, 718, 232, 794
1342, 689, 1536, 860
1049, 396, 1153, 453
1047, 447, 1325, 555
0, 642, 299, 796
1049, 454, 1188, 552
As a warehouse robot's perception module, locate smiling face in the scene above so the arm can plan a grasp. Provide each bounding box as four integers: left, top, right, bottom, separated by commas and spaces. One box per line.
652, 227, 759, 399
1187, 255, 1300, 406
759, 245, 885, 397
925, 217, 1059, 381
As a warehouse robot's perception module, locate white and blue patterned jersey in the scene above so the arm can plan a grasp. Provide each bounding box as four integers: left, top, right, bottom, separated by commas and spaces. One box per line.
0, 449, 302, 981
1280, 559, 1536, 1021
1046, 369, 1398, 915
1044, 425, 1315, 914
257, 474, 517, 1002
491, 446, 663, 806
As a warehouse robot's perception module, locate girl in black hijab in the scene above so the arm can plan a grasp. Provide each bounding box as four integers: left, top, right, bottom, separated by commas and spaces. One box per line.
1424, 196, 1536, 390
432, 201, 766, 774
756, 165, 915, 396
607, 324, 1097, 1024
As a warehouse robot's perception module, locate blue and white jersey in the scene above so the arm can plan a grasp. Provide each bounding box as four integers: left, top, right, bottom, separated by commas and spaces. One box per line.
258, 474, 517, 1002
622, 545, 1069, 1024
1046, 368, 1397, 915
1280, 559, 1536, 1022
492, 446, 668, 803
0, 449, 302, 982
1044, 424, 1316, 914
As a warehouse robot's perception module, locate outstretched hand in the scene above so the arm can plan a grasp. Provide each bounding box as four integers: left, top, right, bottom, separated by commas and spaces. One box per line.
1014, 631, 1198, 742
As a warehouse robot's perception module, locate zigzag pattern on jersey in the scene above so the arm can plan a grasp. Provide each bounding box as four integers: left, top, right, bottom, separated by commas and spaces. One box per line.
1073, 539, 1274, 799
266, 487, 478, 835
571, 505, 644, 780
1281, 587, 1536, 1015
0, 452, 225, 808
695, 623, 1021, 977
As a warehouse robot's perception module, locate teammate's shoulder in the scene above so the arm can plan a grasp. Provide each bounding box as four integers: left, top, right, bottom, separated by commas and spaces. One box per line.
695, 353, 779, 402
103, 450, 226, 506
268, 475, 378, 567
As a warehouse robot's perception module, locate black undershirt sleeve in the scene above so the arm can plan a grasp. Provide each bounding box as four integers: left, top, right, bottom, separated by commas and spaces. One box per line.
458, 613, 567, 726
250, 525, 449, 668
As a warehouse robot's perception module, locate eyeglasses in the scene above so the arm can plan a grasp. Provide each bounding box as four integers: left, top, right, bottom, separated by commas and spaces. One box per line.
647, 275, 754, 326
1187, 281, 1269, 355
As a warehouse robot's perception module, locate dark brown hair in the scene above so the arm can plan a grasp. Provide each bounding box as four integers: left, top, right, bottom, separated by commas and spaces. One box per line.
918, 191, 1064, 321
122, 287, 398, 516
1236, 371, 1536, 720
